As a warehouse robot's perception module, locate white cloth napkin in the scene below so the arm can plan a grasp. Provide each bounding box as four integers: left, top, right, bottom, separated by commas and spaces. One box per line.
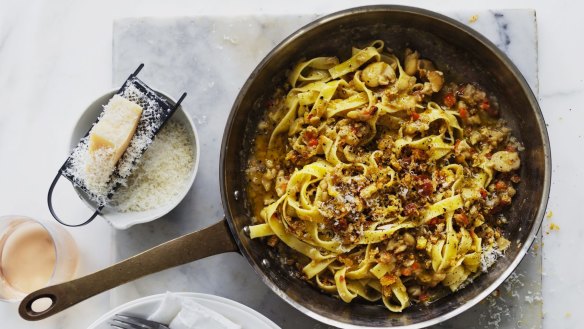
148, 292, 242, 329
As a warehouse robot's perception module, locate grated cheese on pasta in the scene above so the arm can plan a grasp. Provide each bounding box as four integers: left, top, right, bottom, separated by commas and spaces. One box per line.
481, 245, 504, 272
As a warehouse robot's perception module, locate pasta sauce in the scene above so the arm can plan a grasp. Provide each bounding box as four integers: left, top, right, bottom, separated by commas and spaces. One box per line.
246, 41, 521, 311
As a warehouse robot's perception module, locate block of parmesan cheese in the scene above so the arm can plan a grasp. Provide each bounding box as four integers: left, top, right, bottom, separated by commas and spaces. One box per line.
88, 94, 143, 164
84, 95, 143, 193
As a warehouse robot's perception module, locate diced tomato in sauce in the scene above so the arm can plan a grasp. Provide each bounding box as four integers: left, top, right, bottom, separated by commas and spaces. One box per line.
480, 100, 498, 116
495, 181, 507, 191
428, 217, 442, 226
444, 93, 456, 107
454, 213, 469, 227
459, 107, 469, 120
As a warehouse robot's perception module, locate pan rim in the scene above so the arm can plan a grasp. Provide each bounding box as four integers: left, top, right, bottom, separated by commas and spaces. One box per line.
220, 5, 551, 328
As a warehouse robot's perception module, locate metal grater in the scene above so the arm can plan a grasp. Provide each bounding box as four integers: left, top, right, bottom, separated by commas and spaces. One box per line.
48, 64, 187, 226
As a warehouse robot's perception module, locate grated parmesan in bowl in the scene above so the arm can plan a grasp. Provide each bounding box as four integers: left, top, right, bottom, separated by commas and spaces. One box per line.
69, 90, 200, 229
110, 120, 194, 212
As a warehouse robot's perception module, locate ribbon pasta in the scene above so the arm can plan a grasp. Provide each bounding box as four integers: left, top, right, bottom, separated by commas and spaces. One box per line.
246, 41, 521, 312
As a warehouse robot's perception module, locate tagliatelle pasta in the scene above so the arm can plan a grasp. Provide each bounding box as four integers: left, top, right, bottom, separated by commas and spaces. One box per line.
246, 41, 522, 311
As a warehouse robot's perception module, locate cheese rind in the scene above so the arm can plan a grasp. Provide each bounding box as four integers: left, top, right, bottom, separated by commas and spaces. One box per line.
88, 94, 143, 164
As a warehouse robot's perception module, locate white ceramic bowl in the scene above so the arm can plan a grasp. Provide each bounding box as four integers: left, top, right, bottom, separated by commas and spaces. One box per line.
69, 90, 200, 229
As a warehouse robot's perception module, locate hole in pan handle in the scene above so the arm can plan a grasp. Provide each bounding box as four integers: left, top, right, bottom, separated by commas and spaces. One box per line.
20, 292, 58, 320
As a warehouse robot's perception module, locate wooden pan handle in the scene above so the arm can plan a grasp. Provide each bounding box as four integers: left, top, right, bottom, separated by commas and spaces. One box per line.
19, 219, 238, 321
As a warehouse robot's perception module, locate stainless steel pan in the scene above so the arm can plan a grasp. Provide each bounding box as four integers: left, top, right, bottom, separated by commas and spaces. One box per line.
20, 6, 550, 328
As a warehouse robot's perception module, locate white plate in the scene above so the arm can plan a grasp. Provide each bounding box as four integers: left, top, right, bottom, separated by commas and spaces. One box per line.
87, 293, 280, 329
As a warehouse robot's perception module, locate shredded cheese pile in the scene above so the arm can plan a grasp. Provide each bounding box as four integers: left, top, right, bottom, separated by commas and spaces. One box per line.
111, 120, 194, 212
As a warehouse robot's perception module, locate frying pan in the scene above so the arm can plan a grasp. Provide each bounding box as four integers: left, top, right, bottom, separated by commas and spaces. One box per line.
19, 5, 550, 328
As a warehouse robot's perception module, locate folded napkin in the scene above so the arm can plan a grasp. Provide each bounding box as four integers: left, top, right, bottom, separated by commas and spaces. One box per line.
148, 292, 242, 329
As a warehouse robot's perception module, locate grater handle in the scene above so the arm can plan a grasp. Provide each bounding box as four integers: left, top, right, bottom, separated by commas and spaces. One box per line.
47, 171, 102, 227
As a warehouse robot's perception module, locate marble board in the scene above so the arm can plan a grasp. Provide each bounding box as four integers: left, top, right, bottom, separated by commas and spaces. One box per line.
112, 10, 541, 329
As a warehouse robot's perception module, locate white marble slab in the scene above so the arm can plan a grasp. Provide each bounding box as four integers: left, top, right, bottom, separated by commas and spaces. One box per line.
111, 10, 541, 329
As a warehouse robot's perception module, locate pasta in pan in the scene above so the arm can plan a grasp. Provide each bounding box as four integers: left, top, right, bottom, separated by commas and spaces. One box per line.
246, 41, 521, 311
